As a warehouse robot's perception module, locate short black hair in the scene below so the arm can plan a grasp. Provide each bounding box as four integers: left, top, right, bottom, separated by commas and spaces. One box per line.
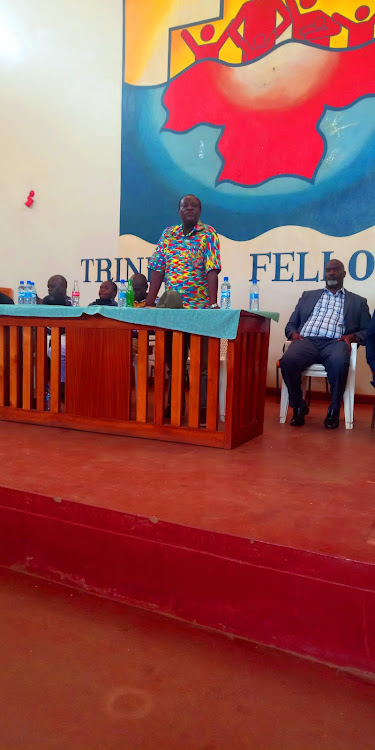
109, 280, 118, 295
178, 195, 201, 210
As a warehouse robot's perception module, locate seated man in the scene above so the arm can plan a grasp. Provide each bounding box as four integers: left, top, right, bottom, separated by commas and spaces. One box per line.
280, 259, 371, 429
41, 275, 71, 305
89, 280, 118, 306
131, 273, 148, 307
0, 291, 14, 304
366, 311, 375, 387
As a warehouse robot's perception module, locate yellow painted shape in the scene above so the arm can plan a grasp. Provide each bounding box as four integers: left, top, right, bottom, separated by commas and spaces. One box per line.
125, 0, 174, 84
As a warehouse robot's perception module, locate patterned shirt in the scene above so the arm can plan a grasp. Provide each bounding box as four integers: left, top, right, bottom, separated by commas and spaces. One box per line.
300, 288, 345, 339
148, 222, 221, 308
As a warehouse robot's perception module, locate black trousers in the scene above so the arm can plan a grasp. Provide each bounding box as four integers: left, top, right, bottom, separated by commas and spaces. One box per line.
166, 332, 208, 410
280, 337, 351, 411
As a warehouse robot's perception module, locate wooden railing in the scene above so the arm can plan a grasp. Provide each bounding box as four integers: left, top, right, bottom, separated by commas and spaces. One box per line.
0, 312, 271, 449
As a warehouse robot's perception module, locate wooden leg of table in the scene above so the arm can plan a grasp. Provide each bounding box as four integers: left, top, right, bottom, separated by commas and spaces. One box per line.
188, 335, 201, 429
50, 327, 61, 413
171, 332, 184, 427
136, 330, 148, 423
154, 331, 166, 425
22, 326, 33, 410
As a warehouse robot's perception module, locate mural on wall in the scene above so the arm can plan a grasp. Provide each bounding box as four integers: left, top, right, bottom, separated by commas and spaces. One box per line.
121, 0, 375, 244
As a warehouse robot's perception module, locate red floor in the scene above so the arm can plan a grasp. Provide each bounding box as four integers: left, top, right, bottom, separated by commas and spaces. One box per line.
1, 398, 374, 563
1, 566, 375, 750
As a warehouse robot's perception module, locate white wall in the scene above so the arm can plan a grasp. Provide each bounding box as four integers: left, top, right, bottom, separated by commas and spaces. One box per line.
0, 0, 123, 301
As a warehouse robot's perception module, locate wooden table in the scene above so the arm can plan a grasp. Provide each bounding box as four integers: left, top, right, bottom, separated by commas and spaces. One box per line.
0, 311, 271, 449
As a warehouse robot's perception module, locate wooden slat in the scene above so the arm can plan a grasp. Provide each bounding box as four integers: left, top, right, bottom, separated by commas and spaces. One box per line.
206, 337, 220, 431
239, 334, 249, 428
250, 333, 261, 422
246, 333, 256, 425
170, 331, 184, 427
0, 327, 6, 407
153, 330, 166, 425
22, 326, 33, 409
136, 330, 148, 423
50, 327, 61, 413
188, 334, 201, 428
36, 327, 47, 410
9, 326, 20, 408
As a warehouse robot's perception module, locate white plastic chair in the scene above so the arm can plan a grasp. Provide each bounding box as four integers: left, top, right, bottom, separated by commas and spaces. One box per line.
280, 343, 357, 430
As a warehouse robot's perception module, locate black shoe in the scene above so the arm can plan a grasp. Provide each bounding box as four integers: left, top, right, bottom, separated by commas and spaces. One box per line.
324, 408, 340, 429
290, 403, 309, 427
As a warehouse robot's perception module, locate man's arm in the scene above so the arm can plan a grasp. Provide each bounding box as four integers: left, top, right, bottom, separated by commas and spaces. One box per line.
339, 297, 371, 347
285, 295, 304, 340
366, 313, 375, 375
145, 270, 164, 307
207, 270, 219, 306
353, 297, 371, 346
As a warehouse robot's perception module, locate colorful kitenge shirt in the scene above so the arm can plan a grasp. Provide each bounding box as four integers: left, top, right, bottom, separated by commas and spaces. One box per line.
148, 222, 221, 308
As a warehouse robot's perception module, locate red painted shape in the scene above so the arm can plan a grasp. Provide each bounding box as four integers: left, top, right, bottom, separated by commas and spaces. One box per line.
226, 0, 292, 62
25, 190, 35, 208
164, 42, 375, 185
286, 0, 341, 46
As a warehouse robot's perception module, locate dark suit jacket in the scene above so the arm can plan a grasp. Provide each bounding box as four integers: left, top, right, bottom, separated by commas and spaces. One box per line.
0, 292, 14, 305
285, 289, 371, 346
366, 311, 375, 375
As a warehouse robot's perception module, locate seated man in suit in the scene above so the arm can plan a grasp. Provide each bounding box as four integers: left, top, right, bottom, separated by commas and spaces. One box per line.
280, 259, 371, 429
0, 291, 14, 304
366, 311, 375, 387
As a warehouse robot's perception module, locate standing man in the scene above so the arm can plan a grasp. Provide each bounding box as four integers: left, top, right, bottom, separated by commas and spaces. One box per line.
145, 195, 221, 309
145, 195, 221, 422
280, 259, 370, 429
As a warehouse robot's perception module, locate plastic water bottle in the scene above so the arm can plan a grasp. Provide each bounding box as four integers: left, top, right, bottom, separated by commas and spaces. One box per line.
118, 279, 127, 308
249, 280, 260, 311
30, 282, 37, 305
45, 385, 51, 411
126, 278, 134, 308
220, 277, 231, 309
17, 281, 26, 305
25, 281, 33, 305
72, 280, 80, 307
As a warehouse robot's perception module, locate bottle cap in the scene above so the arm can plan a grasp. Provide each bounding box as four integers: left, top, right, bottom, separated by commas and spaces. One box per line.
120, 279, 125, 284
20, 281, 24, 284
224, 276, 229, 281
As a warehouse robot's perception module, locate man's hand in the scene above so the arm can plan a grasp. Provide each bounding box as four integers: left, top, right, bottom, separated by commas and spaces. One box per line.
291, 332, 303, 341
337, 333, 356, 350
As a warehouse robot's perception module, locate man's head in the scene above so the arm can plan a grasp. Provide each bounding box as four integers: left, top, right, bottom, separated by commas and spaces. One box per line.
99, 280, 117, 301
130, 273, 148, 303
48, 275, 67, 299
178, 194, 201, 227
325, 259, 346, 290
